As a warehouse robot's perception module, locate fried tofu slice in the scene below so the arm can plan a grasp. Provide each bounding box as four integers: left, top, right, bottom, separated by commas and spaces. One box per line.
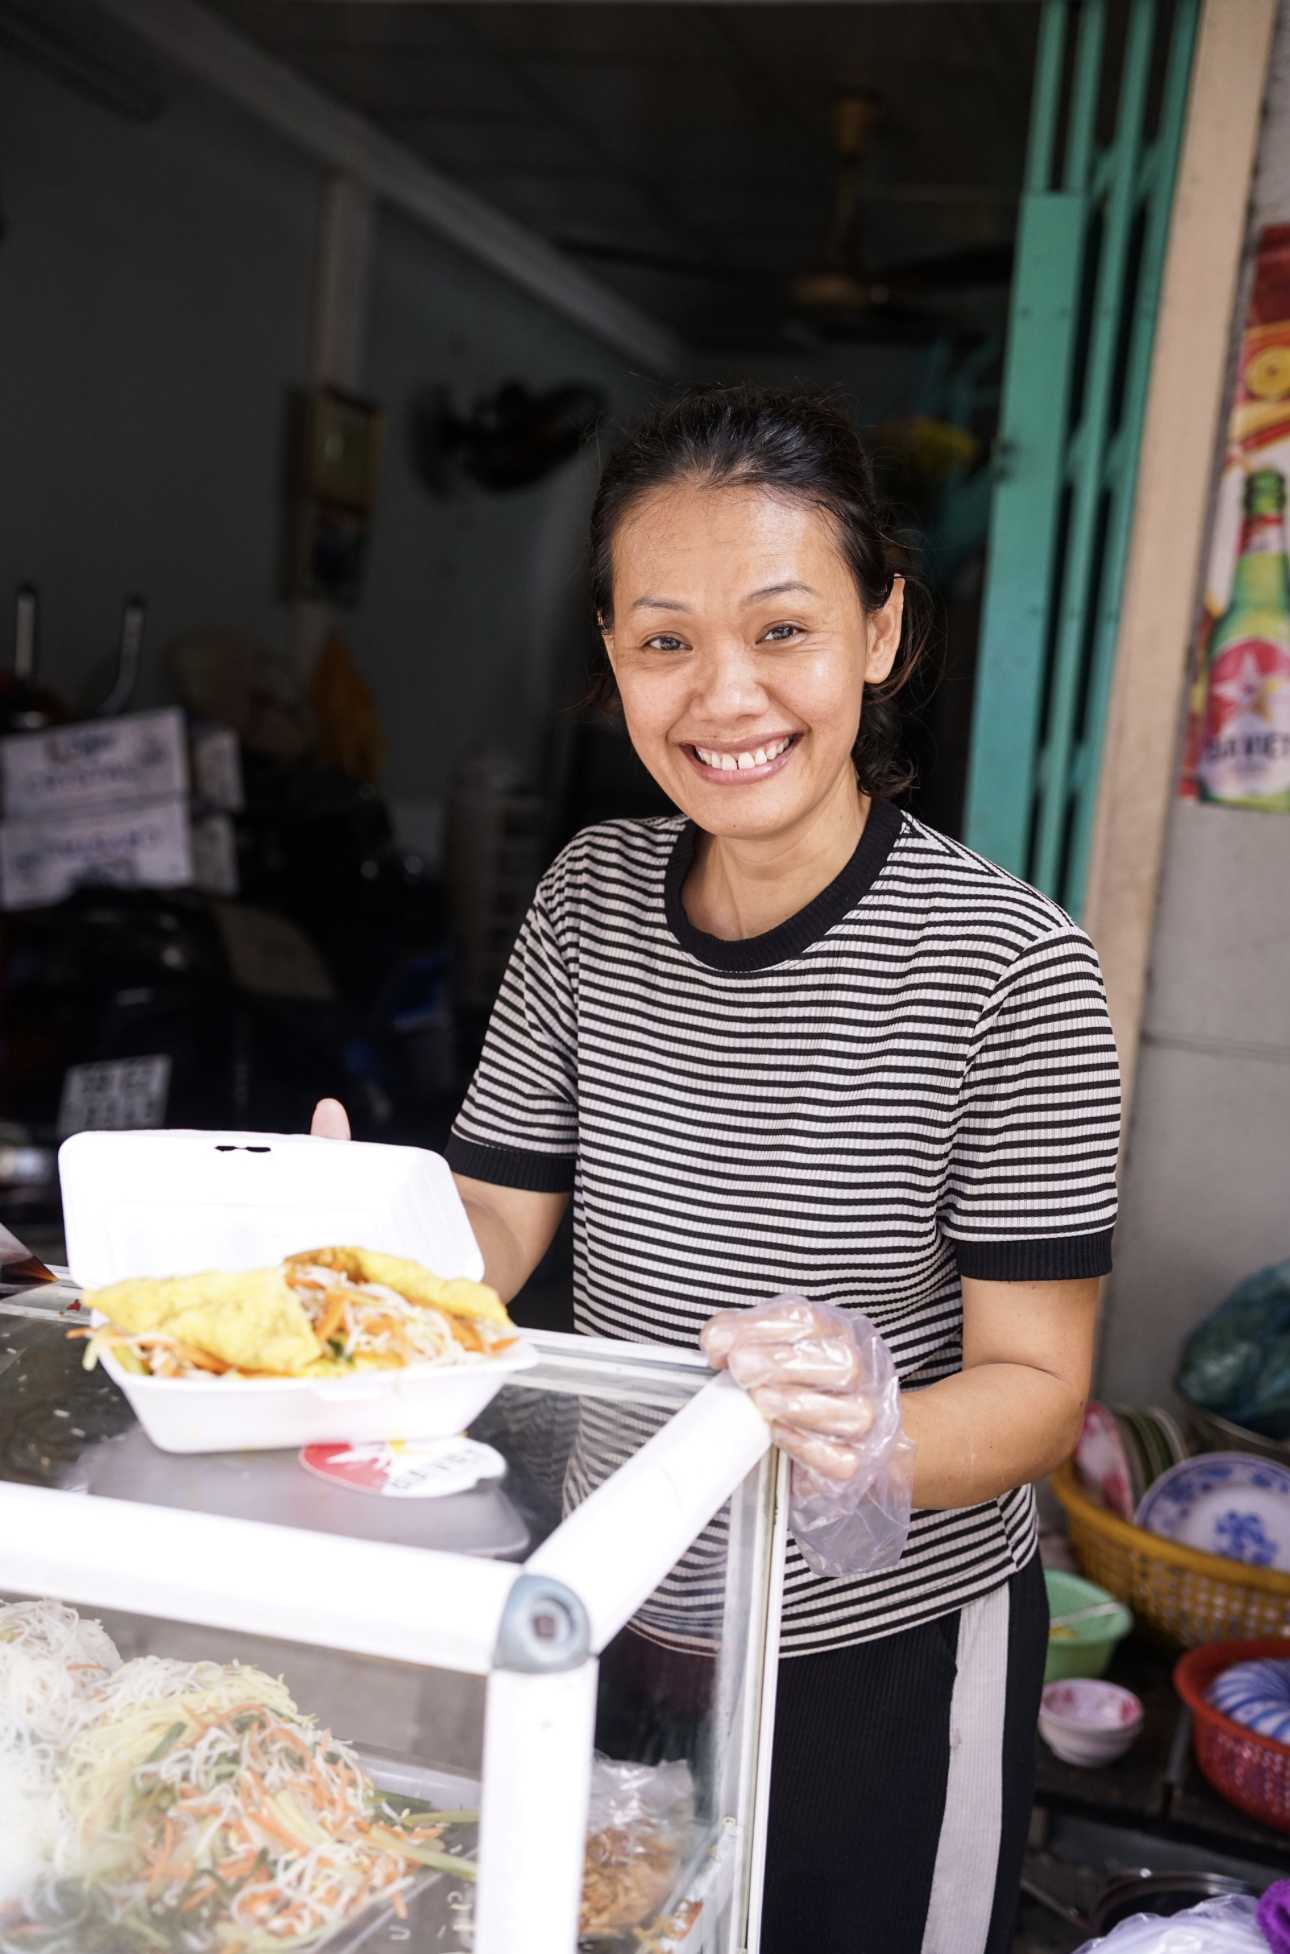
286, 1246, 510, 1329
85, 1268, 322, 1375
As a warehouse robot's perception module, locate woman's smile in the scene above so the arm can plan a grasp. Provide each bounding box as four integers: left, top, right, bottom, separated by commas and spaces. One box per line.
683, 732, 800, 780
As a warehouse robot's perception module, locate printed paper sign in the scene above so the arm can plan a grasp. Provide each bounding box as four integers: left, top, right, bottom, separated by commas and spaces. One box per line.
190, 812, 238, 897
0, 796, 193, 909
58, 1055, 171, 1139
0, 709, 188, 820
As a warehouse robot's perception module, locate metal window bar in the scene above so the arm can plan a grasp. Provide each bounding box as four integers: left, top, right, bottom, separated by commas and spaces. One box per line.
963, 0, 1200, 914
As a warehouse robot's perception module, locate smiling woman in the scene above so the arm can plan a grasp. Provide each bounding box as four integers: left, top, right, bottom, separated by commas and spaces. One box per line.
319, 386, 1121, 1953
599, 480, 905, 941
585, 392, 927, 951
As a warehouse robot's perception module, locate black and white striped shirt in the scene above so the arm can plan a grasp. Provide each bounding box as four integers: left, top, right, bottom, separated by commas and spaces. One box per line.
448, 802, 1120, 1653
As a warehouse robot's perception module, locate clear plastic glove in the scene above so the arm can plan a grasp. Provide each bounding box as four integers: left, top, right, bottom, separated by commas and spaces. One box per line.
701, 1294, 915, 1579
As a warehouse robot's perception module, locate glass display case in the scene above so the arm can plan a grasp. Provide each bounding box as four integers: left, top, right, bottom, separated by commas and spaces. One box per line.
0, 1290, 787, 1954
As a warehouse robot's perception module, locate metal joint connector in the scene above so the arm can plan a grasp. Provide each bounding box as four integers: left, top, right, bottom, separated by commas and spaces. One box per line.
492, 1573, 591, 1673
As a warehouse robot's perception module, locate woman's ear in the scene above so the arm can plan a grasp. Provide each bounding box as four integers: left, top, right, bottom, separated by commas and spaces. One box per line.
864, 576, 905, 685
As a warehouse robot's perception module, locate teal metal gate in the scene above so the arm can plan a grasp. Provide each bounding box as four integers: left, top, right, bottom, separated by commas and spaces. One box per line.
962, 0, 1200, 913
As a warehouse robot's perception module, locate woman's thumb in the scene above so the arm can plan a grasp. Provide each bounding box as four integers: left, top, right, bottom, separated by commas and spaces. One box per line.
310, 1098, 351, 1140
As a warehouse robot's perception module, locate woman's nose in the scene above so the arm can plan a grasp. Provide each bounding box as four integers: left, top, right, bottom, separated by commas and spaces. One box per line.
691, 641, 768, 721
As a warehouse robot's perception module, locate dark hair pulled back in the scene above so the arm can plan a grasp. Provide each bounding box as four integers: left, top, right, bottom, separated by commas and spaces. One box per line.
587, 383, 928, 800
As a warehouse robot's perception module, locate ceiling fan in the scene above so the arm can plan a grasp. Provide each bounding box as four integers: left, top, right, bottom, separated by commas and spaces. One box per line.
792, 94, 1013, 317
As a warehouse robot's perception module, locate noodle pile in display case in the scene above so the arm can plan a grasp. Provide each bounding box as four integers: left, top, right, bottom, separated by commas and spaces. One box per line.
0, 1601, 478, 1954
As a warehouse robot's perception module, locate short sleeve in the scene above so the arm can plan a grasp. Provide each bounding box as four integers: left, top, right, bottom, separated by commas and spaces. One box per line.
446, 879, 578, 1193
940, 926, 1121, 1282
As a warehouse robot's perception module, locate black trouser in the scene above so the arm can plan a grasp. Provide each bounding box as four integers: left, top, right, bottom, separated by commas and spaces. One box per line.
760, 1550, 1048, 1954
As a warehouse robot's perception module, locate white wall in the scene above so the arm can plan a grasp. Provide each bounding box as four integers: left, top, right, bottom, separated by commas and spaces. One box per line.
356, 202, 649, 804
1097, 0, 1290, 1406
0, 49, 319, 713
0, 43, 650, 806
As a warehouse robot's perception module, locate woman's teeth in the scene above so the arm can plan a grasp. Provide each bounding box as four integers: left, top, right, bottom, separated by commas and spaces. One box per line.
694, 736, 792, 772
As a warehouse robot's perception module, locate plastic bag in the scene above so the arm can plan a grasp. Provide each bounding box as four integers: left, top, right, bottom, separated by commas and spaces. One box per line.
1071, 1895, 1266, 1953
1258, 1877, 1290, 1953
701, 1295, 915, 1580
580, 1756, 695, 1939
1177, 1259, 1290, 1438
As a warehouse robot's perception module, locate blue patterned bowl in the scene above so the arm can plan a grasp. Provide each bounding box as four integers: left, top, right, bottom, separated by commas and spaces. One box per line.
1207, 1656, 1290, 1743
1136, 1453, 1290, 1569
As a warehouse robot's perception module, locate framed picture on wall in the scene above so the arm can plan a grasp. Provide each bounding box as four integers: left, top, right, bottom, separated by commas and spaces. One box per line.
294, 385, 385, 605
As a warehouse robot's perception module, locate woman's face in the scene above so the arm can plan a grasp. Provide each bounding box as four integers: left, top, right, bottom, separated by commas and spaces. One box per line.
602, 481, 903, 840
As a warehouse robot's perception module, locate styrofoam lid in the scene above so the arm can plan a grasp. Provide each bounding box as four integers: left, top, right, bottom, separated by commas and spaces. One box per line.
59, 1129, 484, 1289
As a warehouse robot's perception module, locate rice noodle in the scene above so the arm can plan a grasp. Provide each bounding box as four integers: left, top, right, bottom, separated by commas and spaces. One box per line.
0, 1613, 476, 1954
0, 1601, 122, 1909
58, 1659, 298, 1864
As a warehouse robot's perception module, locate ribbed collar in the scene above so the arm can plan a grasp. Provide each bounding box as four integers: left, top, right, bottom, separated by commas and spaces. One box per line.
662, 797, 904, 972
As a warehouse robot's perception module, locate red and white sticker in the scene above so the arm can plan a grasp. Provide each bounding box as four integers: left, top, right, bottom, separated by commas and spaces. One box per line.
299, 1437, 507, 1499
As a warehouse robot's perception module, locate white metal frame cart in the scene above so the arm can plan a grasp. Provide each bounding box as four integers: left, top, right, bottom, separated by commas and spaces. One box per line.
0, 1300, 788, 1954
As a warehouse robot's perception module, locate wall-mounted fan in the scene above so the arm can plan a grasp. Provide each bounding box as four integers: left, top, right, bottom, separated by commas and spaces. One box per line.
792, 95, 1013, 317
411, 381, 604, 495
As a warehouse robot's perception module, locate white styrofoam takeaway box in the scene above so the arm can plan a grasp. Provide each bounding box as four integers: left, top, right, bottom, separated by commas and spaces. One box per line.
92, 1335, 537, 1453
59, 1129, 485, 1289
58, 1131, 516, 1453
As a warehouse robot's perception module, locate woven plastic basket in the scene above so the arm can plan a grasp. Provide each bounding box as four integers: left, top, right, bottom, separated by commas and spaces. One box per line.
1175, 1639, 1290, 1834
1051, 1459, 1290, 1649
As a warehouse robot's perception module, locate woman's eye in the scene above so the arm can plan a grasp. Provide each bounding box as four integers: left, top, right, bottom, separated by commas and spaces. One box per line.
644, 635, 687, 652
763, 623, 802, 643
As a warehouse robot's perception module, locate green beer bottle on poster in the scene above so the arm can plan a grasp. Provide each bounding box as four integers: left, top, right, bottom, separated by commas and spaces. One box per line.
1199, 467, 1290, 808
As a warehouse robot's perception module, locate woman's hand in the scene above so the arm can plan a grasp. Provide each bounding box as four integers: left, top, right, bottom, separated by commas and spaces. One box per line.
701, 1296, 878, 1482
703, 1279, 1098, 1508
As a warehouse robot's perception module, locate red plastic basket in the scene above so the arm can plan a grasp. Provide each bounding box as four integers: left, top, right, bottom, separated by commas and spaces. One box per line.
1174, 1637, 1290, 1835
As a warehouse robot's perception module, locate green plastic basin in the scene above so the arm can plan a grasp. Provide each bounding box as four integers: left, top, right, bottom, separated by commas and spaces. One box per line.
1044, 1567, 1133, 1683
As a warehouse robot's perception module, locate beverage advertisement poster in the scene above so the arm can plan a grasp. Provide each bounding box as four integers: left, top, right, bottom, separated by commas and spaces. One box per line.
1180, 225, 1290, 809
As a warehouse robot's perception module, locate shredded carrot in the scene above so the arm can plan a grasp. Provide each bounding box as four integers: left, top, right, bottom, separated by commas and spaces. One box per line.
146, 1814, 177, 1890
166, 1338, 231, 1374
314, 1289, 350, 1346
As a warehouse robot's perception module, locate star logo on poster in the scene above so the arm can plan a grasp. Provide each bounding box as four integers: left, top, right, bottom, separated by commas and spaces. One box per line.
1210, 648, 1289, 725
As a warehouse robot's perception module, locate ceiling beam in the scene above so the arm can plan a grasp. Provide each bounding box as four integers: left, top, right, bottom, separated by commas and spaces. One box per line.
91, 0, 685, 372
214, 1, 1039, 6
215, 2, 1042, 7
